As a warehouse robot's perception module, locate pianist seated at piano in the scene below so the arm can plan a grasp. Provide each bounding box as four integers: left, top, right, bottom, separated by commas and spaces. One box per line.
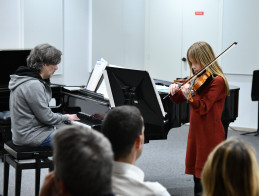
8, 43, 79, 147
169, 41, 229, 196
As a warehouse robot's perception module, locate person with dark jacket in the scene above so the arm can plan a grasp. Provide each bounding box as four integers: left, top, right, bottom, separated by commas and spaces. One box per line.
9, 43, 79, 146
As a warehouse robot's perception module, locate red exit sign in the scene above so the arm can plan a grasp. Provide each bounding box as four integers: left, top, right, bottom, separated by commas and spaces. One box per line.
195, 11, 204, 15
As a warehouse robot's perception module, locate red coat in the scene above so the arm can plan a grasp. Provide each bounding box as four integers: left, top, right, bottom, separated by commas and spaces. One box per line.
170, 76, 226, 178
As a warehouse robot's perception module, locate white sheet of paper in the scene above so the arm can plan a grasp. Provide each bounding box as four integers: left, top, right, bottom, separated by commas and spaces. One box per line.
86, 58, 108, 91
96, 80, 109, 99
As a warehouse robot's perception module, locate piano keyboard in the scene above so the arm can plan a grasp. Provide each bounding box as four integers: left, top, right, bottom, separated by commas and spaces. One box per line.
65, 112, 102, 127
71, 118, 102, 132
71, 120, 91, 128
76, 112, 102, 126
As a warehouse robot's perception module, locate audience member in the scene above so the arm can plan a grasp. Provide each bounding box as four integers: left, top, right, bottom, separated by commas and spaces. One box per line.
9, 43, 79, 146
202, 137, 259, 196
39, 125, 114, 196
102, 105, 170, 196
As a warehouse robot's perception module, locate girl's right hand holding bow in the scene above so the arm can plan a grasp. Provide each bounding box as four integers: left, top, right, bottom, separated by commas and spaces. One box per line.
169, 83, 179, 96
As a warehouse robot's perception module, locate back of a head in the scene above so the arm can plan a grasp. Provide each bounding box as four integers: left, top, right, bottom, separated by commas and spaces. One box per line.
52, 125, 113, 196
202, 137, 259, 196
27, 43, 62, 73
102, 105, 144, 160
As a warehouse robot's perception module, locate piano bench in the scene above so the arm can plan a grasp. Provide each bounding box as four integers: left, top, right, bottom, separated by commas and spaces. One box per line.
3, 141, 53, 196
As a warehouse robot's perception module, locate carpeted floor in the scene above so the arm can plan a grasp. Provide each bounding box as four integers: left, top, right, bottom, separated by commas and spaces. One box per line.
0, 125, 258, 196
136, 125, 259, 196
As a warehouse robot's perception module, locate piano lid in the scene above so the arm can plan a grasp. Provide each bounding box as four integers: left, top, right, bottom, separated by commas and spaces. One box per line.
0, 50, 31, 88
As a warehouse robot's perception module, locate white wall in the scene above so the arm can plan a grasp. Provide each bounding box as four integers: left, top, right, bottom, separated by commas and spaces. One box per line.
123, 0, 145, 70
0, 0, 21, 49
181, 0, 222, 77
220, 0, 259, 129
221, 0, 259, 75
23, 0, 63, 52
23, 0, 64, 82
226, 74, 257, 129
92, 0, 124, 66
63, 0, 91, 85
145, 0, 183, 82
92, 0, 145, 70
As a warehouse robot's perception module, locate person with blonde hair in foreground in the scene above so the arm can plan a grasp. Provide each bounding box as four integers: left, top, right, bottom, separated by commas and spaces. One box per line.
202, 137, 259, 196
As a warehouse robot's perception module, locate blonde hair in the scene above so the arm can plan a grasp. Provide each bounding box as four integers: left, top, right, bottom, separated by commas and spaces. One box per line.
202, 138, 259, 196
187, 41, 229, 96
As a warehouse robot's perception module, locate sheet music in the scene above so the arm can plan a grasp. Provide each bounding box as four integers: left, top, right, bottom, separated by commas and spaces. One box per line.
86, 58, 108, 91
64, 87, 81, 91
96, 80, 109, 99
95, 64, 123, 99
155, 84, 169, 93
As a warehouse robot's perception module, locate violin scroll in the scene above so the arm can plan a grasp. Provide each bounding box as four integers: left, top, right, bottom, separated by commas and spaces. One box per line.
174, 77, 188, 84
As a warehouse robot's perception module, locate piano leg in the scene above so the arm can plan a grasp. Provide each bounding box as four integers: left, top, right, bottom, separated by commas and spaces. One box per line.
256, 102, 259, 136
222, 121, 230, 139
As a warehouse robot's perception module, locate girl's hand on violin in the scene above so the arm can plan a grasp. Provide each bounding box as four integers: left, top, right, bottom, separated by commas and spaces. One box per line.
180, 83, 190, 99
169, 83, 179, 95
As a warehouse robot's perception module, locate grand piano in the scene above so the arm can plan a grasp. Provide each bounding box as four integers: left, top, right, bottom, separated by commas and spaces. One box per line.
155, 79, 240, 139
50, 77, 239, 142
0, 50, 240, 144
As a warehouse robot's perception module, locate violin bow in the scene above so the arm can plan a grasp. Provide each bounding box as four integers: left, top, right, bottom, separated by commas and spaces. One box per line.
163, 42, 238, 100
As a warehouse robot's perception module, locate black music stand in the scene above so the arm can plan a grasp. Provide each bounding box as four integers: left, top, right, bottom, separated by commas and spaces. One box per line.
242, 70, 259, 136
103, 67, 167, 142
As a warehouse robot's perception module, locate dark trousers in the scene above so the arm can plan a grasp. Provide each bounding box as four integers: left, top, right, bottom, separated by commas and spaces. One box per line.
193, 176, 202, 196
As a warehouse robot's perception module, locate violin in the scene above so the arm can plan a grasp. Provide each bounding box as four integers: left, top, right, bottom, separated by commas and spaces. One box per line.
183, 71, 212, 102
174, 71, 211, 92
192, 71, 211, 92
163, 42, 238, 100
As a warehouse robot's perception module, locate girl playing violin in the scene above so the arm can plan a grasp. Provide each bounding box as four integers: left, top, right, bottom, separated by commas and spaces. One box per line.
169, 41, 229, 196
